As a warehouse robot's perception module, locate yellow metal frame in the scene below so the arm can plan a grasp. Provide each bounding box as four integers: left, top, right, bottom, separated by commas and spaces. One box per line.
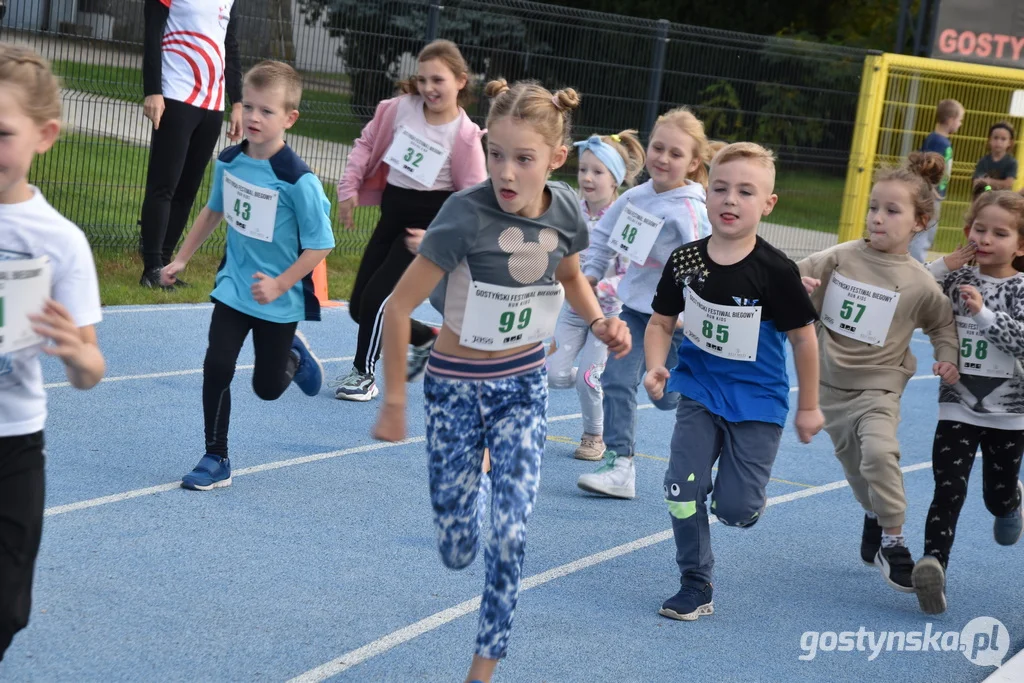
839, 53, 1024, 247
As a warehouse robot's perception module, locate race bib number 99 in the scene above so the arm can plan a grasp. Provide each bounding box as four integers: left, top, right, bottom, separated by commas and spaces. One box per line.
682, 288, 761, 361
460, 281, 564, 351
224, 172, 279, 243
0, 256, 52, 354
820, 271, 900, 346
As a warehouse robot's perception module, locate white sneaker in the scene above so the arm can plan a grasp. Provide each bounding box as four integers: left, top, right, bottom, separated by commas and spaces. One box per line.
332, 367, 379, 401
577, 451, 635, 499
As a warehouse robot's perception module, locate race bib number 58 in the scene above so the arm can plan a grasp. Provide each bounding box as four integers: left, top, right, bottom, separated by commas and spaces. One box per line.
0, 256, 52, 354
956, 315, 1015, 378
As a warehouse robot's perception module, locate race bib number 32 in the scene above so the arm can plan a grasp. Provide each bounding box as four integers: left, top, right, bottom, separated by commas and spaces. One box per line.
383, 127, 450, 188
956, 315, 1015, 378
223, 171, 279, 243
821, 271, 900, 346
682, 288, 761, 361
607, 203, 664, 265
460, 282, 564, 351
0, 256, 52, 354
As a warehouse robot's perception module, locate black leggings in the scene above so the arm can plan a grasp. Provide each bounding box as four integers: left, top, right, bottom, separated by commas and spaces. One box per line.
0, 431, 44, 661
203, 302, 298, 458
139, 98, 223, 271
349, 184, 451, 375
924, 420, 1024, 568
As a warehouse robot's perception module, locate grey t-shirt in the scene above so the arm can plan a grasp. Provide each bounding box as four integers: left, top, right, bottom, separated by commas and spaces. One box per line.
973, 154, 1018, 181
418, 179, 590, 336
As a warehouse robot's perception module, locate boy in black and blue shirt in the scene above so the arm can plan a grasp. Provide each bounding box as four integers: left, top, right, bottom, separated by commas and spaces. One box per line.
161, 60, 335, 490
910, 98, 964, 262
643, 142, 823, 620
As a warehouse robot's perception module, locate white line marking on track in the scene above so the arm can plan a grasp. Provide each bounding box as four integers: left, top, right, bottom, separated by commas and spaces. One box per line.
286, 459, 935, 682
102, 303, 349, 314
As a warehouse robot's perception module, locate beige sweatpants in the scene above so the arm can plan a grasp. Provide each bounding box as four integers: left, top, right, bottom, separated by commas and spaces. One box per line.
820, 385, 907, 528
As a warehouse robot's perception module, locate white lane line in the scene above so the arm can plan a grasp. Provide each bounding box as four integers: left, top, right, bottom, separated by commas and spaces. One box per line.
43, 356, 355, 389
286, 459, 934, 683
103, 303, 349, 314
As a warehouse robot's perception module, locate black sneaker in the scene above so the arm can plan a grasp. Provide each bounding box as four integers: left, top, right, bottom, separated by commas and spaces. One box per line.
861, 515, 882, 565
875, 545, 915, 593
139, 268, 173, 291
659, 582, 714, 621
912, 555, 947, 614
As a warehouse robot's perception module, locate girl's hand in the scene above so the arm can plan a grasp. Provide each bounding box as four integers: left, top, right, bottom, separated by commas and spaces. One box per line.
592, 317, 631, 358
959, 284, 983, 314
338, 197, 357, 230
251, 272, 286, 304
373, 402, 407, 442
28, 300, 85, 363
643, 367, 670, 401
801, 276, 820, 294
161, 260, 186, 286
933, 361, 961, 385
944, 242, 977, 271
404, 228, 425, 254
794, 408, 824, 444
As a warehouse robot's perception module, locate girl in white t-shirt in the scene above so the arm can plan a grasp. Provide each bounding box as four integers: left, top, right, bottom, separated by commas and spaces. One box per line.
0, 45, 106, 660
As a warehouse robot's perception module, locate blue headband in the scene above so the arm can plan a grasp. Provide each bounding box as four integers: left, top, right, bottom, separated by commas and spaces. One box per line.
573, 135, 627, 186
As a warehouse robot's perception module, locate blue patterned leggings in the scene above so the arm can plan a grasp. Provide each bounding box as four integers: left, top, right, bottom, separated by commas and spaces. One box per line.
423, 365, 547, 660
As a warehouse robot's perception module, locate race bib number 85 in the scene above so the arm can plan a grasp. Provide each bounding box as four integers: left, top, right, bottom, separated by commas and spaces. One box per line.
682, 288, 761, 361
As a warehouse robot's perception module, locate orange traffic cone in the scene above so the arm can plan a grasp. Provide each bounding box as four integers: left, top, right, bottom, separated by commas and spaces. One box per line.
312, 259, 343, 308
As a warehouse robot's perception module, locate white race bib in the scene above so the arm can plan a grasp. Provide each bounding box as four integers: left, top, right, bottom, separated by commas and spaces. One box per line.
956, 315, 1016, 378
607, 202, 664, 265
223, 171, 279, 243
0, 256, 52, 354
821, 271, 900, 347
682, 287, 761, 362
460, 281, 564, 351
383, 127, 449, 188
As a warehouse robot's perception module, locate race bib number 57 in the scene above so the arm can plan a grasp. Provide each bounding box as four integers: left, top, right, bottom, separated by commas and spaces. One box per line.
0, 256, 52, 354
821, 271, 900, 346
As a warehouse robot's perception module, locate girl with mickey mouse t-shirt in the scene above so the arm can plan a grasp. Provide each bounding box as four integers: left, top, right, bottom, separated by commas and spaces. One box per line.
371, 80, 630, 683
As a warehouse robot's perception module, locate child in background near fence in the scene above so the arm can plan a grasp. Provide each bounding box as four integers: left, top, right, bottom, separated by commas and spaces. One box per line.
333, 39, 487, 402
644, 142, 822, 621
911, 189, 1024, 615
910, 99, 964, 263
576, 107, 712, 500
973, 122, 1017, 191
0, 45, 106, 659
371, 79, 630, 683
161, 61, 334, 490
546, 130, 644, 460
798, 152, 960, 592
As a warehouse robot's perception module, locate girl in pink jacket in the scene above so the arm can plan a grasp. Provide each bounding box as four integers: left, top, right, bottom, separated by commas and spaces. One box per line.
334, 40, 486, 401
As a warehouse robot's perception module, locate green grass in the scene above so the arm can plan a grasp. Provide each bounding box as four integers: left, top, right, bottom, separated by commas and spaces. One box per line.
51, 60, 363, 146
771, 171, 845, 233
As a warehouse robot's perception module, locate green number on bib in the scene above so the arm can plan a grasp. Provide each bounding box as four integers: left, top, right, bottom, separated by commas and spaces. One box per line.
716, 324, 729, 344
620, 224, 637, 244
413, 152, 424, 168
404, 147, 414, 162
976, 340, 989, 360
0, 296, 4, 326
960, 338, 972, 358
233, 199, 251, 221
702, 320, 713, 338
517, 307, 532, 330
840, 300, 866, 322
499, 312, 515, 333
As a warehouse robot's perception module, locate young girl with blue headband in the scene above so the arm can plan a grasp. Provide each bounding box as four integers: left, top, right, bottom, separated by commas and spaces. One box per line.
547, 130, 645, 460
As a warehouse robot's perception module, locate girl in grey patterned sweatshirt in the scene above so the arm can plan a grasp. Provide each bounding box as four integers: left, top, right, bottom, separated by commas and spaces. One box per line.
913, 188, 1024, 615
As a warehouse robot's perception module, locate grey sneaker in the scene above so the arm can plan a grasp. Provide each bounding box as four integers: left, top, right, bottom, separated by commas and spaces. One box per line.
912, 555, 947, 615
577, 450, 635, 499
332, 367, 379, 402
574, 433, 605, 461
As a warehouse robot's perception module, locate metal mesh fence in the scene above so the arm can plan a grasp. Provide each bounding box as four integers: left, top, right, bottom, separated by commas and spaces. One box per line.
7, 0, 870, 259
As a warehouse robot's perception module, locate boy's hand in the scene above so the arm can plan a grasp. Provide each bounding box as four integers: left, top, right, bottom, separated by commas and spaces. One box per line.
643, 367, 670, 401
959, 284, 983, 314
251, 272, 286, 304
160, 260, 186, 286
28, 300, 86, 363
373, 402, 406, 442
591, 317, 631, 358
933, 361, 960, 384
404, 228, 425, 254
801, 276, 820, 294
944, 242, 977, 271
338, 197, 357, 230
794, 408, 824, 444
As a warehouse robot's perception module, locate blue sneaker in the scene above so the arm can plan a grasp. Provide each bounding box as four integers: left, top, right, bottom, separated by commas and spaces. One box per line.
181, 454, 231, 491
659, 582, 714, 621
994, 480, 1024, 546
291, 330, 324, 396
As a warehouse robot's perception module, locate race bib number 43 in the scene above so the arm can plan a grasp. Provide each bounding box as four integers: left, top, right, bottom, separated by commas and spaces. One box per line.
608, 202, 664, 265
224, 172, 279, 243
460, 282, 564, 351
821, 271, 900, 346
682, 288, 761, 361
956, 315, 1015, 378
0, 256, 52, 354
383, 127, 450, 188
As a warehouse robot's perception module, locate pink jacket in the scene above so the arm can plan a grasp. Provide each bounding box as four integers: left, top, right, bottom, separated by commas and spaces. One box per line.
337, 95, 487, 206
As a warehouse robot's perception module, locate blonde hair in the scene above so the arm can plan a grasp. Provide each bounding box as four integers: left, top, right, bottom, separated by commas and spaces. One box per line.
244, 60, 303, 111
935, 98, 964, 125
399, 40, 471, 108
964, 189, 1024, 272
873, 151, 945, 228
652, 106, 711, 188
710, 141, 777, 187
484, 79, 580, 149
0, 44, 61, 124
594, 129, 646, 187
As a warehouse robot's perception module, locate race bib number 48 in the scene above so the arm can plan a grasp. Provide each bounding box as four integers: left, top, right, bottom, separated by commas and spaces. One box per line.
0, 256, 52, 354
956, 315, 1015, 378
682, 288, 761, 361
223, 172, 279, 243
820, 271, 900, 346
460, 282, 564, 351
383, 127, 450, 188
607, 202, 664, 265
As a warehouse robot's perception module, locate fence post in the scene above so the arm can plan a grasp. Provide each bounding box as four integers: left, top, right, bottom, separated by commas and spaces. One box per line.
642, 19, 669, 141
425, 0, 441, 42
